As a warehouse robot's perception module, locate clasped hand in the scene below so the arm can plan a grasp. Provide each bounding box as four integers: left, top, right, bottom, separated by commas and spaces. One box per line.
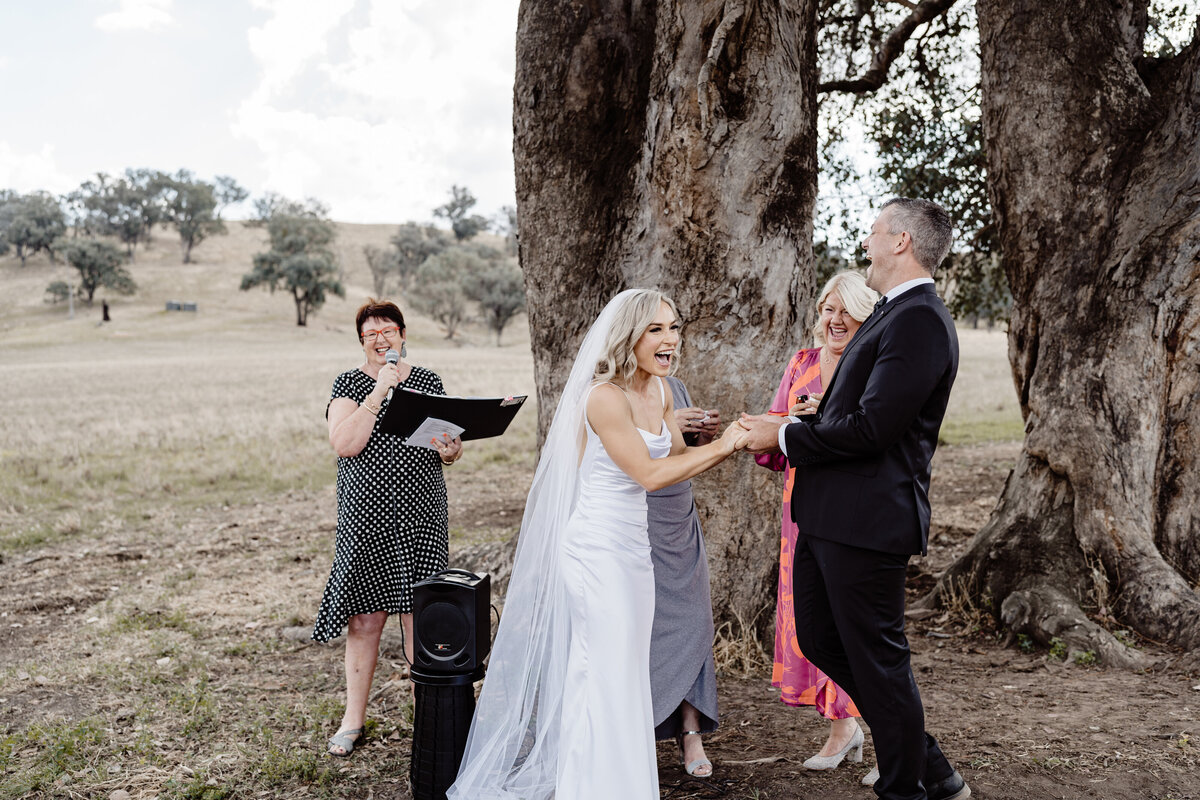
710, 393, 823, 455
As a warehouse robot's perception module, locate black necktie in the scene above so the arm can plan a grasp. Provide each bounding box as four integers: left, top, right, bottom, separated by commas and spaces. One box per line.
873, 296, 887, 315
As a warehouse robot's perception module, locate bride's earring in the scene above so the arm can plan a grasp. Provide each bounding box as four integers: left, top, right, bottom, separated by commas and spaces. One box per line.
400, 342, 408, 358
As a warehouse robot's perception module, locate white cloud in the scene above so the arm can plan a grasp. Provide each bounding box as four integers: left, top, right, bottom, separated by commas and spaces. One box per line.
0, 142, 76, 194
94, 0, 175, 32
246, 0, 357, 95
233, 0, 518, 223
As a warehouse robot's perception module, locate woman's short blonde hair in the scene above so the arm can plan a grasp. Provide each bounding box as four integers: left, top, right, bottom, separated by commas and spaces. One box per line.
811, 271, 877, 346
594, 289, 679, 383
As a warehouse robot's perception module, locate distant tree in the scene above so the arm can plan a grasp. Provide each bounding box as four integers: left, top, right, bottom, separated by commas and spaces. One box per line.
248, 192, 286, 226
59, 189, 90, 238
76, 173, 152, 257
44, 280, 71, 303
247, 193, 328, 227
465, 260, 526, 345
0, 191, 66, 265
495, 205, 518, 256
240, 201, 344, 326
163, 170, 226, 263
122, 168, 171, 247
462, 240, 506, 263
433, 185, 489, 241
390, 222, 450, 291
213, 176, 249, 219
411, 247, 484, 339
58, 239, 136, 304
0, 190, 12, 256
362, 244, 398, 297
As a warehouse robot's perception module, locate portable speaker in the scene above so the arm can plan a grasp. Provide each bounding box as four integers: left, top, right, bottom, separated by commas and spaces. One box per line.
412, 569, 491, 674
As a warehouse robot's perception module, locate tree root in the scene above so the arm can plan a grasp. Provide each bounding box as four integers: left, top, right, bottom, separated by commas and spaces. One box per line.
1000, 584, 1145, 668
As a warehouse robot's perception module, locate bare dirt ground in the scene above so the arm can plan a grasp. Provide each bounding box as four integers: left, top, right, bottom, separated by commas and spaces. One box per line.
2, 441, 1197, 799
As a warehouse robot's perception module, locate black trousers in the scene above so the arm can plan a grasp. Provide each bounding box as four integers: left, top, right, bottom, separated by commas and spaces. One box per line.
793, 534, 955, 800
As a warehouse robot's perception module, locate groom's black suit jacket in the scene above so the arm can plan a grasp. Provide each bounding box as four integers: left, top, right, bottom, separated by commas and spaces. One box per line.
783, 283, 958, 555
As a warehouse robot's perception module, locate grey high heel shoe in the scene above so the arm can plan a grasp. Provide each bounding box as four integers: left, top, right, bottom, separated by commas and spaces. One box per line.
802, 722, 864, 770
677, 730, 713, 778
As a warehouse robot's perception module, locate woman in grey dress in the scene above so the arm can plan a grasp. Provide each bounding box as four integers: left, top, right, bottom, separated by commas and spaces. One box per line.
648, 376, 721, 778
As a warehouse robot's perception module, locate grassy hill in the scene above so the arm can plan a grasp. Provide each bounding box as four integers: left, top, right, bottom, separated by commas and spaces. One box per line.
0, 221, 523, 346
0, 222, 535, 555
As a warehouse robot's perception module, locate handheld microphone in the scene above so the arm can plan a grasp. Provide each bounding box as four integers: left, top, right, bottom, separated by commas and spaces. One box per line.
385, 349, 399, 401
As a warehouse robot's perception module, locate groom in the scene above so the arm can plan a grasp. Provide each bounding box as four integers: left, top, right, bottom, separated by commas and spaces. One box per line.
741, 198, 968, 800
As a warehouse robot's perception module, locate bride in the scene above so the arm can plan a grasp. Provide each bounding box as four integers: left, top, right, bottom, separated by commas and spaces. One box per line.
448, 289, 747, 799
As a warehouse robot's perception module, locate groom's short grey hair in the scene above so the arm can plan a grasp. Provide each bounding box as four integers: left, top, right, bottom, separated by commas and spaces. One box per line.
881, 198, 953, 275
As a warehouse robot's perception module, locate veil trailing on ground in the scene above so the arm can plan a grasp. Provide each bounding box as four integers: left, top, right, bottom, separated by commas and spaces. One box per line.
447, 290, 642, 800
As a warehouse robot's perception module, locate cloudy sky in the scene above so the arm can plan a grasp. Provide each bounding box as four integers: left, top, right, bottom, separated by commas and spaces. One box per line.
0, 0, 521, 224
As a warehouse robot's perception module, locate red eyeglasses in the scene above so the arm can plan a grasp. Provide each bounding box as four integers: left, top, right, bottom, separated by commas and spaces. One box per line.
361, 327, 400, 343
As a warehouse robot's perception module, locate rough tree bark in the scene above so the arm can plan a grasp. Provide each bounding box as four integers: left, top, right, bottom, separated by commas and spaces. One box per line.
514, 0, 819, 636
931, 2, 1200, 663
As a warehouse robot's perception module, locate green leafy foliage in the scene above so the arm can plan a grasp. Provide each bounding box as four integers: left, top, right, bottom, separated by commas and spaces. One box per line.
70, 169, 169, 257
465, 260, 527, 345
0, 190, 67, 265
240, 200, 345, 326
44, 280, 70, 304
815, 1, 1009, 322
1048, 636, 1068, 661
57, 238, 136, 304
411, 246, 489, 338
391, 222, 451, 290
363, 244, 398, 297
163, 170, 229, 263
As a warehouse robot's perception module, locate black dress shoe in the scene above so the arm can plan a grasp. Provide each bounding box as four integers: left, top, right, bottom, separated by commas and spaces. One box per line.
927, 769, 970, 800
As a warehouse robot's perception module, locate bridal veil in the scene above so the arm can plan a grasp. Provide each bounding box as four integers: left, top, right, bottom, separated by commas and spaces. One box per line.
447, 289, 644, 799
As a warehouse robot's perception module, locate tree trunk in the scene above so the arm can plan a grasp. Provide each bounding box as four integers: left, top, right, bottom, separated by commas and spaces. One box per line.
933, 2, 1200, 660
515, 0, 819, 636
294, 292, 307, 326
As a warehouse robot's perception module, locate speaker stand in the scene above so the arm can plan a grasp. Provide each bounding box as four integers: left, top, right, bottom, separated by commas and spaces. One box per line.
409, 667, 484, 800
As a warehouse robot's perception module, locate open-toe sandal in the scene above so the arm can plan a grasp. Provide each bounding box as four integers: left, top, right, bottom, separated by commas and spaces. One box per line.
326, 727, 363, 758
678, 730, 713, 779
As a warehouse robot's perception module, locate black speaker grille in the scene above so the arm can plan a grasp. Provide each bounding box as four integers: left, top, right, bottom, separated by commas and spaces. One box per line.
419, 601, 469, 660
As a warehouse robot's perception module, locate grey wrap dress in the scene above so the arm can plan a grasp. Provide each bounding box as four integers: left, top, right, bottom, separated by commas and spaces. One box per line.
647, 376, 719, 739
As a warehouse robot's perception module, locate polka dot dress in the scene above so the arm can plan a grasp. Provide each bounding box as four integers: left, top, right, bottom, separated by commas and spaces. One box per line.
312, 365, 449, 642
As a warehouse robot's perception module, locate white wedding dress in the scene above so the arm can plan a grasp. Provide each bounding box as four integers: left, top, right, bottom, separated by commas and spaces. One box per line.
448, 291, 671, 800
557, 382, 669, 797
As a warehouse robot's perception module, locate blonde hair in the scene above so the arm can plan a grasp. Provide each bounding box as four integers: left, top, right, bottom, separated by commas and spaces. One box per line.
811, 271, 877, 346
594, 289, 679, 383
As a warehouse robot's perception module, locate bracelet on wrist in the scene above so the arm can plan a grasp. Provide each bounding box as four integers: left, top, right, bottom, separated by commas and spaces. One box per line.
361, 401, 379, 416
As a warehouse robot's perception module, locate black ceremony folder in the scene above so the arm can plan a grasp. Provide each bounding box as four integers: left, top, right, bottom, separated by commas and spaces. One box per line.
379, 387, 527, 442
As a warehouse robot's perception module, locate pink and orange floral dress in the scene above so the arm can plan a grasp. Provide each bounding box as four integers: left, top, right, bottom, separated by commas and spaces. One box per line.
755, 348, 860, 721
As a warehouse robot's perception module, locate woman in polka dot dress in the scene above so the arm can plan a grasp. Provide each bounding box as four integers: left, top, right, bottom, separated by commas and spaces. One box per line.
313, 299, 464, 758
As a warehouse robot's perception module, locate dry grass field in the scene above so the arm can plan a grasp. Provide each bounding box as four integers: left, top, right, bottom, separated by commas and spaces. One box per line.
2, 225, 1194, 800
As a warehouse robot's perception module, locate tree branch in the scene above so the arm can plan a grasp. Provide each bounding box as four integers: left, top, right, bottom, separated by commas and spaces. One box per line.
818, 0, 960, 94
698, 0, 748, 135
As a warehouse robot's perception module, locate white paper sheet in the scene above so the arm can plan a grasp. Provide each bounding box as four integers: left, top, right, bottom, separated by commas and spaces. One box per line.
405, 417, 466, 449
